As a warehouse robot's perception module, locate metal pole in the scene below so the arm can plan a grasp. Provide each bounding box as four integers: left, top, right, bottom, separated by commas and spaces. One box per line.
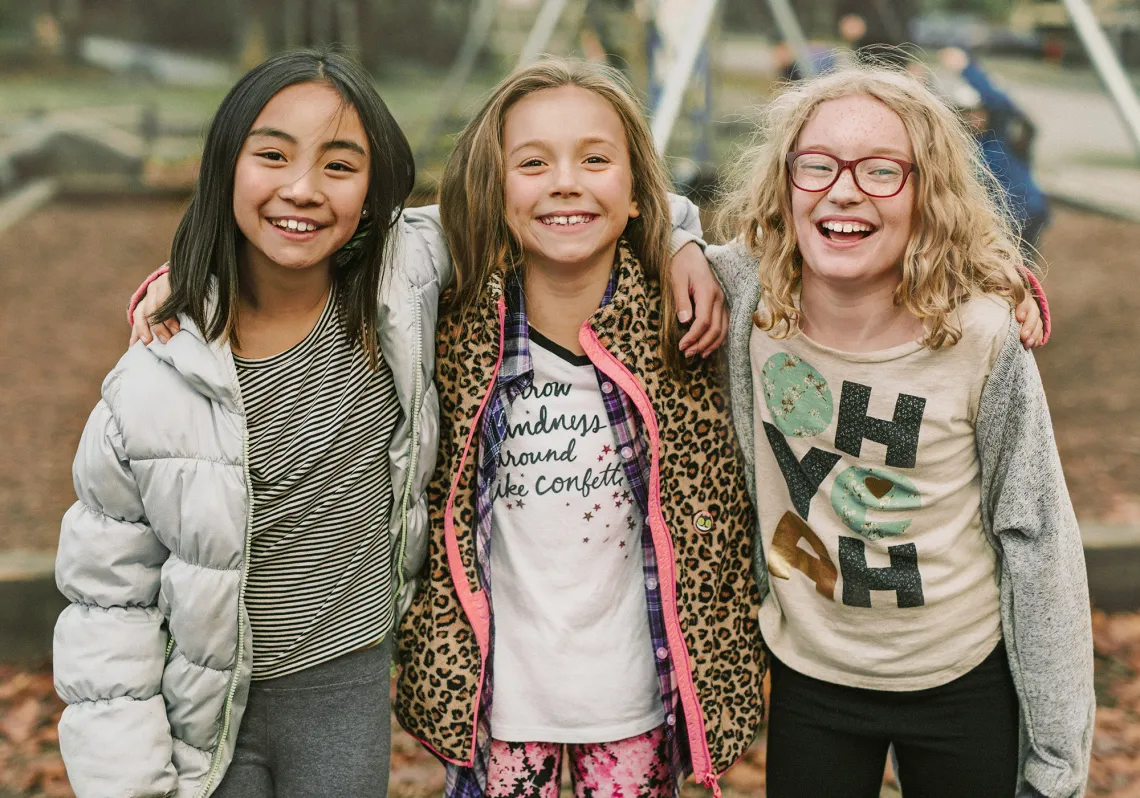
1059, 0, 1140, 157
765, 0, 816, 78
518, 0, 571, 68
651, 0, 719, 153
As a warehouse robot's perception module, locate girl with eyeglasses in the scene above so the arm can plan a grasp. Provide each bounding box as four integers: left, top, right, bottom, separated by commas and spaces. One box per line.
678, 66, 1093, 797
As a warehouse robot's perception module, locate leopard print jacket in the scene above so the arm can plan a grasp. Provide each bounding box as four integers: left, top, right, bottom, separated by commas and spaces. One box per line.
395, 243, 766, 788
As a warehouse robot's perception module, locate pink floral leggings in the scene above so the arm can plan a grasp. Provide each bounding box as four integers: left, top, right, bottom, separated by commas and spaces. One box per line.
486, 725, 672, 798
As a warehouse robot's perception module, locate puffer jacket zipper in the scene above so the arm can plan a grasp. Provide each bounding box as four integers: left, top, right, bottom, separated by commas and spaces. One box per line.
197, 384, 254, 798
394, 288, 424, 606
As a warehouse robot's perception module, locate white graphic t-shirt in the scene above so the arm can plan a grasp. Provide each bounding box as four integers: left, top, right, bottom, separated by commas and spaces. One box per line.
489, 328, 663, 743
750, 295, 1011, 691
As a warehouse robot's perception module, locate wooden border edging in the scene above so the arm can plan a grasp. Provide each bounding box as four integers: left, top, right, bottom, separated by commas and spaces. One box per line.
0, 177, 59, 237
0, 551, 66, 665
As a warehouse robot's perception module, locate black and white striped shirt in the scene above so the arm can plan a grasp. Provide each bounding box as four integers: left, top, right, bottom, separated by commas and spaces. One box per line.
235, 293, 400, 681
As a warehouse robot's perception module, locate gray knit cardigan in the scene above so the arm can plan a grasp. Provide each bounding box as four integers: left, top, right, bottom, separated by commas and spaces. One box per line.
707, 241, 1095, 798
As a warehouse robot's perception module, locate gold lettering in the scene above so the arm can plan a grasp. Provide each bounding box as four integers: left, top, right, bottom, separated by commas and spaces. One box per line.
768, 511, 837, 600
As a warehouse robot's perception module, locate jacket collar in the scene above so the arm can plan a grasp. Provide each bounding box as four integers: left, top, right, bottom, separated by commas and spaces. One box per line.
491, 238, 647, 367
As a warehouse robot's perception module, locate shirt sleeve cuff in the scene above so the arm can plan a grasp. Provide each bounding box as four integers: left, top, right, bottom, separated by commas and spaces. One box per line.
669, 230, 707, 259
1019, 264, 1050, 344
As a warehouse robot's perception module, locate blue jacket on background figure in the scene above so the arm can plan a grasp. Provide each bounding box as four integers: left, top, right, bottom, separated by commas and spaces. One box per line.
960, 60, 1051, 252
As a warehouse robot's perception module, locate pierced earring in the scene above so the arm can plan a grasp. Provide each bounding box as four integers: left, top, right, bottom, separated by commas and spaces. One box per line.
361, 208, 369, 217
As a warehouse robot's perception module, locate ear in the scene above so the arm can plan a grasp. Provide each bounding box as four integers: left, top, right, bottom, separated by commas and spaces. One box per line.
629, 198, 640, 219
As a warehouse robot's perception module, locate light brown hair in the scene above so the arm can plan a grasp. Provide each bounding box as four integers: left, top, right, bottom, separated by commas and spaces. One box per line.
439, 57, 686, 374
716, 65, 1028, 348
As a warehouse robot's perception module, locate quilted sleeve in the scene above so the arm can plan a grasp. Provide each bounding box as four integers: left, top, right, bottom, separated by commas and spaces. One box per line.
54, 388, 178, 798
400, 204, 453, 289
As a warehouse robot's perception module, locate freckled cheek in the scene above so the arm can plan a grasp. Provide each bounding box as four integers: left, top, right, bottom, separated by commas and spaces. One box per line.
790, 193, 818, 242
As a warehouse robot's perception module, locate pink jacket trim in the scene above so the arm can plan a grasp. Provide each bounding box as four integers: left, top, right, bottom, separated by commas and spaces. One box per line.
127, 264, 170, 326
579, 325, 716, 788
1019, 265, 1051, 344
442, 296, 506, 767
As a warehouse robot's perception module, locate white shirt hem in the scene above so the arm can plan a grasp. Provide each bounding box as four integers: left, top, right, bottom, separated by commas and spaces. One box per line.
490, 710, 666, 745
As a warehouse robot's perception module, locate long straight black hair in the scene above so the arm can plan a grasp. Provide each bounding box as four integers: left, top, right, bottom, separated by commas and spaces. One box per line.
155, 49, 415, 364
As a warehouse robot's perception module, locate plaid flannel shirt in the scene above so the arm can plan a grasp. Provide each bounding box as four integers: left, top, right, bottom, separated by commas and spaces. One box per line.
444, 265, 684, 797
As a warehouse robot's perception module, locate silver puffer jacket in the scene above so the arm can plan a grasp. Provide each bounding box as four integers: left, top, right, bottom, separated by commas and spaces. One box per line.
53, 208, 449, 798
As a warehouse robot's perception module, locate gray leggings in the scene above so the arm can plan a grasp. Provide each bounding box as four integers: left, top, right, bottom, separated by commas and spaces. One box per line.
212, 636, 393, 798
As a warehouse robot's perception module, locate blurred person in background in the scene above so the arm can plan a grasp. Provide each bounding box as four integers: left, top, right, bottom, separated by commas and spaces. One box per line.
775, 11, 913, 83
835, 0, 916, 68
940, 46, 1051, 258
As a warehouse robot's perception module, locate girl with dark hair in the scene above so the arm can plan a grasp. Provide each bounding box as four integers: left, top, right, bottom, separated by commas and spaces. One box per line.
54, 49, 426, 798
57, 49, 725, 798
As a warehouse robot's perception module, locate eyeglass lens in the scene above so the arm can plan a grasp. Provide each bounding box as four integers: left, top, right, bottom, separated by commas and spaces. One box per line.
791, 154, 907, 197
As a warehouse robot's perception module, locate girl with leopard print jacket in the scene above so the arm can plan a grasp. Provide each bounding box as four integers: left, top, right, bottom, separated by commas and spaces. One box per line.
394, 58, 765, 798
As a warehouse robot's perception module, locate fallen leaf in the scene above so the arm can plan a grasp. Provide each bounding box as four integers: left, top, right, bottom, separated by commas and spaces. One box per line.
0, 697, 41, 744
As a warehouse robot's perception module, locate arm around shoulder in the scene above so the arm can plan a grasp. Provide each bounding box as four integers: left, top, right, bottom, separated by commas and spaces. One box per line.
55, 379, 177, 797
976, 322, 1094, 798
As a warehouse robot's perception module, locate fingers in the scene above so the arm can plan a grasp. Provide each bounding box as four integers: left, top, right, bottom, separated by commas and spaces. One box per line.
673, 280, 694, 327
1022, 318, 1044, 350
131, 302, 152, 345
130, 306, 180, 345
704, 302, 730, 357
679, 285, 715, 355
155, 319, 180, 344
692, 296, 728, 358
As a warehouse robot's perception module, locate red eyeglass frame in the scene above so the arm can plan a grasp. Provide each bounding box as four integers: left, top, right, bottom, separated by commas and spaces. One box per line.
785, 151, 919, 198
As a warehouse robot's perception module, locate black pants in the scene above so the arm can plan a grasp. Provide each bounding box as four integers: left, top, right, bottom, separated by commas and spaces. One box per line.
766, 643, 1021, 798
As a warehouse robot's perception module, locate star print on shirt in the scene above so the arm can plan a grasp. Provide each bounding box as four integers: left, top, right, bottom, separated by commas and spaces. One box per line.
583, 537, 590, 543
516, 499, 525, 509
602, 445, 612, 455
584, 512, 593, 521
593, 504, 601, 511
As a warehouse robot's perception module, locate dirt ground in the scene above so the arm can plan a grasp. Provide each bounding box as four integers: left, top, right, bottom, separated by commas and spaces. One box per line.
1, 199, 1139, 795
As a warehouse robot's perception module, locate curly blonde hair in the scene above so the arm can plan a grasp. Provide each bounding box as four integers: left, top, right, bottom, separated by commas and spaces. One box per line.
715, 65, 1029, 349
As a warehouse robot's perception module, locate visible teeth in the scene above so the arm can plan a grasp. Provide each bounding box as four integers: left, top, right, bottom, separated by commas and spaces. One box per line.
273, 219, 317, 232
821, 220, 872, 233
542, 214, 592, 226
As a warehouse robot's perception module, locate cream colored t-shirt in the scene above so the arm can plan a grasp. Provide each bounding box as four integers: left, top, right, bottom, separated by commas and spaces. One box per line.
751, 294, 1012, 691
